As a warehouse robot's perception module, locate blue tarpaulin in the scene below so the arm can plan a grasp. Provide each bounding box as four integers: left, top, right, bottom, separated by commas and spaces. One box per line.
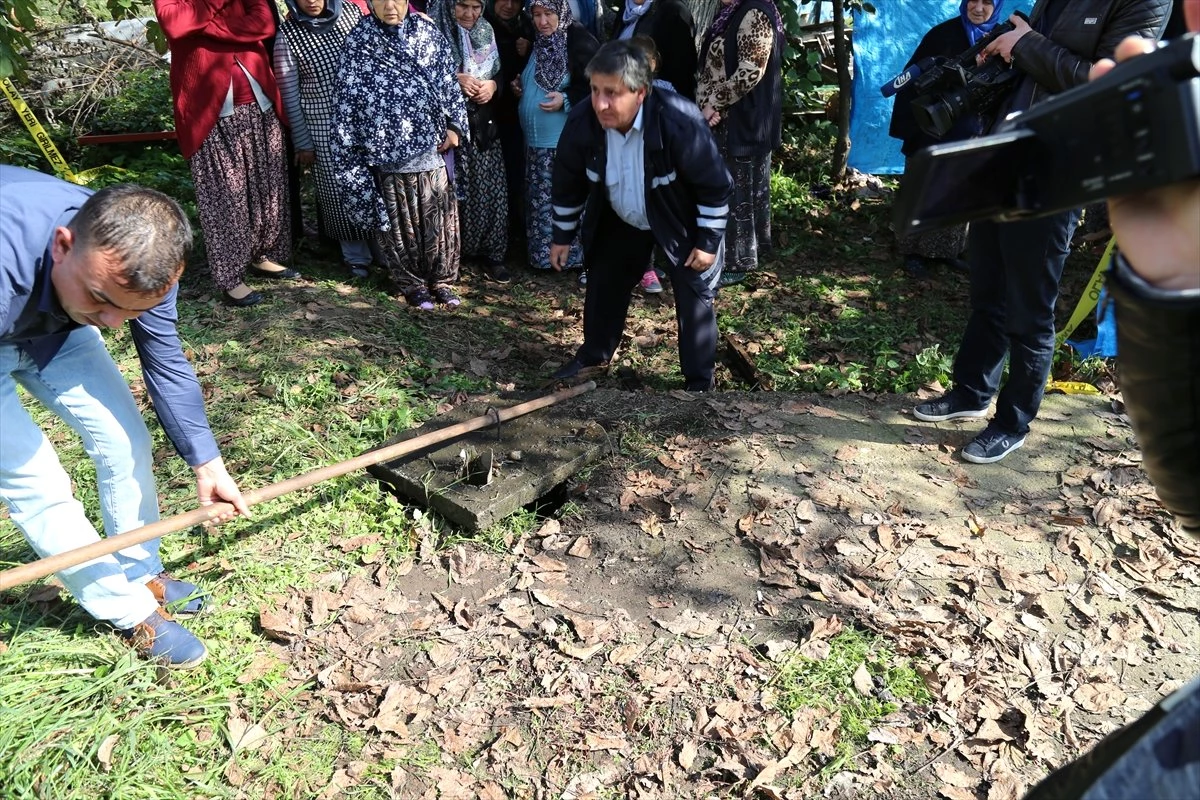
848, 1, 1034, 175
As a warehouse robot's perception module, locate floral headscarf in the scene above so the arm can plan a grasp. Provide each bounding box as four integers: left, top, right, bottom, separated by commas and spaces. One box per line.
529, 0, 572, 92
331, 13, 469, 229
431, 0, 502, 78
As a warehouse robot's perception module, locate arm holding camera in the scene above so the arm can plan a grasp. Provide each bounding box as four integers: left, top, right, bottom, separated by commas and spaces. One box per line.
986, 0, 1171, 93
1096, 33, 1200, 539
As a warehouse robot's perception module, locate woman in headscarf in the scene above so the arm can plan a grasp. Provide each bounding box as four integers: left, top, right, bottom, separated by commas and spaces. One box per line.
431, 0, 511, 283
154, 0, 295, 308
609, 0, 695, 99
514, 0, 598, 275
274, 0, 371, 279
695, 0, 784, 288
568, 0, 604, 39
331, 0, 470, 308
888, 0, 1004, 277
485, 0, 535, 242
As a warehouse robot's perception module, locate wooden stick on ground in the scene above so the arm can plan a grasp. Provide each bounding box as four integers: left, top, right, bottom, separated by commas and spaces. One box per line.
0, 382, 596, 592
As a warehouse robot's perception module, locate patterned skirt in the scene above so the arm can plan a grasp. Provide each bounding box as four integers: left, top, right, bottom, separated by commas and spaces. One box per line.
189, 104, 291, 291
312, 137, 366, 244
457, 140, 508, 263
373, 167, 460, 293
715, 124, 772, 274
895, 158, 968, 260
525, 146, 582, 271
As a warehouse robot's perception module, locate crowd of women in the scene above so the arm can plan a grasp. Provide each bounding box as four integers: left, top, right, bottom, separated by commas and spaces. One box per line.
152, 0, 784, 311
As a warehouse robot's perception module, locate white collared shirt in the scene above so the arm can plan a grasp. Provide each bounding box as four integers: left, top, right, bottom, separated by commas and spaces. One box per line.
604, 106, 651, 231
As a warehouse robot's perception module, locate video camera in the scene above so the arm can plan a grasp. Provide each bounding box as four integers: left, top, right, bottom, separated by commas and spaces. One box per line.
881, 18, 1023, 138
894, 33, 1200, 234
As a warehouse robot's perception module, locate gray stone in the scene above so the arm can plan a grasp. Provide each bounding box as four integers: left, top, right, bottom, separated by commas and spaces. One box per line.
367, 401, 610, 531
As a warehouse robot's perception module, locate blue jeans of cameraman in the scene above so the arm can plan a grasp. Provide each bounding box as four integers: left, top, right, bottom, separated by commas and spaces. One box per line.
951, 209, 1079, 436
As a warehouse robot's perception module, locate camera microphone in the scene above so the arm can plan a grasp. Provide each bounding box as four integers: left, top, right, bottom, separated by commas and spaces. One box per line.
881, 58, 936, 98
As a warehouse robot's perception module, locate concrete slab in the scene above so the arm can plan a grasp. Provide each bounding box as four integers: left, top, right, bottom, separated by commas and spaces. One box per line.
367, 400, 611, 531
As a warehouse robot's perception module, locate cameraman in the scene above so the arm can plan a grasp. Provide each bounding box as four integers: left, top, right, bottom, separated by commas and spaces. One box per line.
912, 0, 1171, 464
1021, 13, 1199, 797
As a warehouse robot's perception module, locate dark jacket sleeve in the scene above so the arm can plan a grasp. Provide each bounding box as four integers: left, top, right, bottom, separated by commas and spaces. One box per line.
131, 283, 221, 467
566, 23, 601, 107
1011, 0, 1171, 94
550, 101, 594, 246
648, 0, 697, 100
1108, 256, 1200, 536
668, 102, 732, 255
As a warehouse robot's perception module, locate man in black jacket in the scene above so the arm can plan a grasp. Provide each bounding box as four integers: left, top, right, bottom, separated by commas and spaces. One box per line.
549, 40, 733, 391
912, 0, 1171, 463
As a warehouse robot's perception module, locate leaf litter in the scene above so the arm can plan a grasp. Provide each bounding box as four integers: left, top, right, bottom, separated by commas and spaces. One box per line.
235, 392, 1199, 798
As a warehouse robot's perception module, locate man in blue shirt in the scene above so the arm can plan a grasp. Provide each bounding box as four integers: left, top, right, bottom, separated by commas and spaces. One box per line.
1, 166, 250, 669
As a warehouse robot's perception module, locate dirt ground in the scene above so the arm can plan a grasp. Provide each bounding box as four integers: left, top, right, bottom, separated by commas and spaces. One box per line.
257, 386, 1200, 799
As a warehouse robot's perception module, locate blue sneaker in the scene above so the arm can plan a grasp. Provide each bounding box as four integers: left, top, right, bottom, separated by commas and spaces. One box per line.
118, 609, 208, 669
961, 425, 1026, 464
145, 571, 208, 615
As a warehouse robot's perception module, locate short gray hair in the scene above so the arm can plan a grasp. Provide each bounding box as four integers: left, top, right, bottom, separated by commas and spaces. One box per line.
68, 184, 192, 294
585, 40, 653, 93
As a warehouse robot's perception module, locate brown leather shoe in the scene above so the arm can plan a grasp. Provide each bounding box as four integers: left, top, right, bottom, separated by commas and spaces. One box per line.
145, 571, 208, 615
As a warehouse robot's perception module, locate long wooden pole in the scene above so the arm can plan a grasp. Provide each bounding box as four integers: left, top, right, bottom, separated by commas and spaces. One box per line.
0, 382, 596, 592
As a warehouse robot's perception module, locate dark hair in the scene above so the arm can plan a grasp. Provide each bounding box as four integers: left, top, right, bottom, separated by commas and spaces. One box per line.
629, 35, 660, 73
585, 40, 653, 92
67, 184, 192, 295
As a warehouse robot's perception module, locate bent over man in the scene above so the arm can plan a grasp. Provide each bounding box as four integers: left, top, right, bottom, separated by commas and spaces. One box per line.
0, 166, 250, 668
549, 40, 732, 391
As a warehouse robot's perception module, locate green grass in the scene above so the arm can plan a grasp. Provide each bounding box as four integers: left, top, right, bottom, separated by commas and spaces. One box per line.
770, 627, 931, 776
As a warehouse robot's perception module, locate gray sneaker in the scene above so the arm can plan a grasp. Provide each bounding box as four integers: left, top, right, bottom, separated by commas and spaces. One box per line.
961, 426, 1026, 464
913, 392, 989, 422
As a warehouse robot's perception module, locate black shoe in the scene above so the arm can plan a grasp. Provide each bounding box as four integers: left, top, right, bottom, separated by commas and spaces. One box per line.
685, 378, 715, 392
248, 262, 301, 280
346, 262, 371, 280
961, 425, 1026, 464
553, 359, 586, 380
718, 271, 746, 288
484, 260, 511, 284
913, 392, 989, 422
223, 290, 263, 307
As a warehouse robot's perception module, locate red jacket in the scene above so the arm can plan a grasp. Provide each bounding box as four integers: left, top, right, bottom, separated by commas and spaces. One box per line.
155, 0, 286, 159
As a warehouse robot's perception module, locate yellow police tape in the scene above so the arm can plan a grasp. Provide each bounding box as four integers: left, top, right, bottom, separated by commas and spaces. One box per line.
0, 77, 80, 183
1057, 236, 1116, 345
1046, 236, 1117, 395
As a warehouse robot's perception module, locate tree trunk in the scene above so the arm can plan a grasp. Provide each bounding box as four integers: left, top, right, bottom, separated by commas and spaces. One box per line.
830, 0, 852, 182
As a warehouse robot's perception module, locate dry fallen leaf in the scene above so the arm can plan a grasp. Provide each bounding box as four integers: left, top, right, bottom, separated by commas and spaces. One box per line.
678, 739, 698, 770
932, 762, 976, 789
583, 732, 627, 751
557, 640, 604, 661
852, 662, 874, 696
226, 713, 270, 754
96, 733, 119, 772
566, 537, 593, 558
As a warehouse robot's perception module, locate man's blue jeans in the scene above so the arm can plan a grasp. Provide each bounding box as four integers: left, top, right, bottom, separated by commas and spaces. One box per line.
952, 210, 1079, 436
1, 326, 162, 629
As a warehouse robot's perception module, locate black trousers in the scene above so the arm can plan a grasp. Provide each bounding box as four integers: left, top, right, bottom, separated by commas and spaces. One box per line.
575, 205, 720, 388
